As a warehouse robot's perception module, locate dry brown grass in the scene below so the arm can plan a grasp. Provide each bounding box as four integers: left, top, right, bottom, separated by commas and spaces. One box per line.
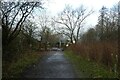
68, 41, 118, 72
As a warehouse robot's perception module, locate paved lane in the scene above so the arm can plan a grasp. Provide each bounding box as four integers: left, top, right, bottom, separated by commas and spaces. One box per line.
22, 51, 78, 78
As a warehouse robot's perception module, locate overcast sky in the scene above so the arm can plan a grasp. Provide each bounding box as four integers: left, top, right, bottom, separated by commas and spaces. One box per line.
43, 0, 119, 28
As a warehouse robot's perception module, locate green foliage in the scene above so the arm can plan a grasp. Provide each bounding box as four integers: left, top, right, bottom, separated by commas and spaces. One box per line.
3, 28, 40, 61
3, 52, 41, 78
64, 51, 117, 78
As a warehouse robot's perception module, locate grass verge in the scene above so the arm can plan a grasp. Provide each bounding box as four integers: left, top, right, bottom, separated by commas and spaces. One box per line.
64, 50, 117, 78
3, 51, 42, 78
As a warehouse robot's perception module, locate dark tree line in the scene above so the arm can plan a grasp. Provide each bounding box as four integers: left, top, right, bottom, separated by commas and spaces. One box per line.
79, 3, 120, 77
0, 1, 43, 61
81, 4, 119, 43
1, 1, 63, 62
1, 1, 41, 46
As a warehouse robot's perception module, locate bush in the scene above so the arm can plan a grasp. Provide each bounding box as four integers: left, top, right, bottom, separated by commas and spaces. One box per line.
67, 41, 118, 76
2, 51, 41, 78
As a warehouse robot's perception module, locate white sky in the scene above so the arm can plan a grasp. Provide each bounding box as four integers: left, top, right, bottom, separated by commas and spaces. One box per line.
43, 0, 119, 29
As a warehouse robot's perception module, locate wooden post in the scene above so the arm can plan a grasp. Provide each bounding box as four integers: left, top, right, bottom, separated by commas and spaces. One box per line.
118, 1, 120, 77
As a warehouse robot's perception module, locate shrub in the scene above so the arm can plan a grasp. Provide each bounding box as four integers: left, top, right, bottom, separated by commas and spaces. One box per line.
68, 41, 118, 75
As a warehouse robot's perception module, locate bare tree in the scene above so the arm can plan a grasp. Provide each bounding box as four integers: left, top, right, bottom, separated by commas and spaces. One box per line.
96, 5, 118, 41
22, 19, 38, 48
54, 5, 93, 43
37, 13, 53, 50
0, 1, 42, 47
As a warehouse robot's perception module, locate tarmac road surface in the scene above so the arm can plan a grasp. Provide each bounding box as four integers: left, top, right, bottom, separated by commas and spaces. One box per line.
22, 51, 78, 78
